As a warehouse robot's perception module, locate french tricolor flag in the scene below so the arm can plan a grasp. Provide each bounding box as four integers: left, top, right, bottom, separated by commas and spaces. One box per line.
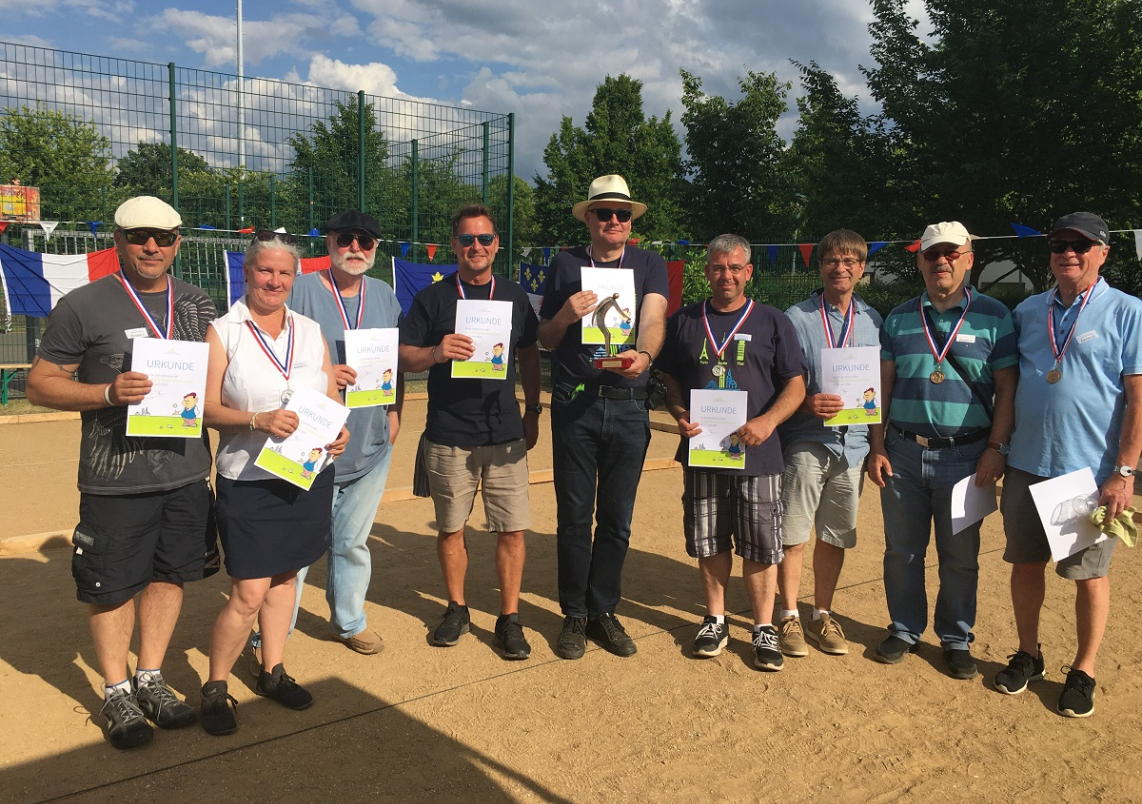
0, 244, 121, 328
223, 251, 331, 310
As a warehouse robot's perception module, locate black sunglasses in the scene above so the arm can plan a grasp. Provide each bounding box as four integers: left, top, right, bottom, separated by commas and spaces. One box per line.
455, 233, 496, 247
334, 232, 376, 250
254, 230, 298, 245
1048, 239, 1097, 254
590, 207, 633, 223
122, 229, 178, 247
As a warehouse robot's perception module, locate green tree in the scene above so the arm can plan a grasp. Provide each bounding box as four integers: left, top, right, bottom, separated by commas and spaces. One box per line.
488, 174, 539, 251
534, 74, 687, 245
114, 142, 213, 192
0, 104, 114, 222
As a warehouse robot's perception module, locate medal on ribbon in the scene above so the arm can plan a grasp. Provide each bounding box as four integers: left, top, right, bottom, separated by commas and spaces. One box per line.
919, 289, 971, 384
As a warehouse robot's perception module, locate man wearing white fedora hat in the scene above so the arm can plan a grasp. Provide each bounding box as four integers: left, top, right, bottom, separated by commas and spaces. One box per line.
538, 174, 669, 659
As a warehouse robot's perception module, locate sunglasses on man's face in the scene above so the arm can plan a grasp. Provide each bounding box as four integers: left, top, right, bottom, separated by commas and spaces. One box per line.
335, 232, 376, 250
921, 248, 968, 263
1048, 239, 1097, 254
254, 230, 298, 245
590, 207, 633, 223
455, 233, 497, 247
122, 229, 178, 247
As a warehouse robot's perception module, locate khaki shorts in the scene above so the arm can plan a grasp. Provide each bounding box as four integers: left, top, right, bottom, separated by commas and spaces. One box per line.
780, 441, 863, 549
425, 439, 531, 534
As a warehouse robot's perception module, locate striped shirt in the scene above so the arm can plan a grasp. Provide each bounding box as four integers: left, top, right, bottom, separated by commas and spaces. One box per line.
880, 287, 1017, 439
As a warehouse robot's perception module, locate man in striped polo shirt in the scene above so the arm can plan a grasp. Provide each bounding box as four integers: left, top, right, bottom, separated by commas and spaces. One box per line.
867, 221, 1018, 680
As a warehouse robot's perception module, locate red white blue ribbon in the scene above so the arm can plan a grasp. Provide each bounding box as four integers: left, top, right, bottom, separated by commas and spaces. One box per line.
456, 274, 495, 300
702, 299, 754, 360
819, 293, 854, 348
1047, 277, 1102, 365
245, 317, 294, 383
117, 271, 172, 339
327, 269, 365, 330
919, 288, 972, 366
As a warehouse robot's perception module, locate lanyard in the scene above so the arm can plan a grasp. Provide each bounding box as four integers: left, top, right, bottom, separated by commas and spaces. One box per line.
245, 316, 294, 387
587, 245, 625, 269
118, 271, 172, 339
456, 274, 495, 300
702, 299, 754, 361
919, 288, 972, 368
327, 270, 364, 330
1048, 278, 1101, 365
819, 294, 854, 348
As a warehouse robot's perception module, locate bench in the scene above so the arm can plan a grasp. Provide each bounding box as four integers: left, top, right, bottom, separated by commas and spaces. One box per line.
0, 363, 31, 405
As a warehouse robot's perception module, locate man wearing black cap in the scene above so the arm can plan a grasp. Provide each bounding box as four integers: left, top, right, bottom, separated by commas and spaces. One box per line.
994, 212, 1142, 718
538, 174, 669, 659
285, 210, 403, 655
27, 196, 218, 748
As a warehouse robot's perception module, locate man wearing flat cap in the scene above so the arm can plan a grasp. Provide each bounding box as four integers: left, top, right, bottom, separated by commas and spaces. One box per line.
993, 212, 1142, 718
279, 210, 403, 655
538, 174, 669, 659
867, 220, 1017, 680
28, 196, 218, 749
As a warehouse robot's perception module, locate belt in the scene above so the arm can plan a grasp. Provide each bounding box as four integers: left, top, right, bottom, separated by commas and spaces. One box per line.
892, 426, 987, 449
558, 381, 647, 401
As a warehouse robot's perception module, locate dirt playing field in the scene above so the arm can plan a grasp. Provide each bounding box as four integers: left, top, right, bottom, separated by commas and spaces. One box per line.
2, 402, 1140, 803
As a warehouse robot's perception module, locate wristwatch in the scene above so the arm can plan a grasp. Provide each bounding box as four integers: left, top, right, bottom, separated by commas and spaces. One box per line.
1113, 464, 1136, 478
524, 404, 543, 415
987, 441, 1010, 456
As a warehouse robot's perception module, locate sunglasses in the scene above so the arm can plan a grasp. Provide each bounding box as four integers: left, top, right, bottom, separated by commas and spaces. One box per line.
590, 207, 633, 223
1048, 239, 1097, 254
455, 233, 497, 247
334, 232, 376, 250
253, 230, 298, 245
122, 229, 178, 247
922, 248, 968, 262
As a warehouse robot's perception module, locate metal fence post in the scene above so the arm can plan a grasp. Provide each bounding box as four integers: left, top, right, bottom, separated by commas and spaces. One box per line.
411, 139, 419, 261
225, 184, 232, 231
169, 62, 179, 210
506, 113, 515, 276
308, 167, 314, 233
357, 90, 366, 213
482, 121, 490, 205
269, 174, 276, 227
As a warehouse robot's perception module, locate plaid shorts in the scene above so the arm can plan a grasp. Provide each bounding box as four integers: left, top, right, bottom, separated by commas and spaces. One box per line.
682, 470, 783, 564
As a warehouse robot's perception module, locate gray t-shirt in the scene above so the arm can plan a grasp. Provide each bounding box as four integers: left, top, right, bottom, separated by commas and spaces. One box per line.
38, 272, 217, 495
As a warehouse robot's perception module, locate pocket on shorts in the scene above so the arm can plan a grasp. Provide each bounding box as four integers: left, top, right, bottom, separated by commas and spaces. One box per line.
71, 523, 114, 595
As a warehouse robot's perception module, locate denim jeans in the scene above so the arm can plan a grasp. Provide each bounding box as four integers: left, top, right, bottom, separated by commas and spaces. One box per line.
879, 428, 985, 651
550, 385, 651, 619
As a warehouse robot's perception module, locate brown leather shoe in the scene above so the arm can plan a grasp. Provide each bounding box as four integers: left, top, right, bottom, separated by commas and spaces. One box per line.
333, 628, 385, 655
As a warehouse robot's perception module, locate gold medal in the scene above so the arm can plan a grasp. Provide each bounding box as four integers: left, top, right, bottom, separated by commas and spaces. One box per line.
1045, 369, 1062, 384
930, 370, 945, 384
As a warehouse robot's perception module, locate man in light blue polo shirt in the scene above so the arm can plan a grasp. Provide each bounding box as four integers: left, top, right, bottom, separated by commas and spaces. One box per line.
867, 221, 1018, 680
777, 229, 882, 658
993, 212, 1142, 718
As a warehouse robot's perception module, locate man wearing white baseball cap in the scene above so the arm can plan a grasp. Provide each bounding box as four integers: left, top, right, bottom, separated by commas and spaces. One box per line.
28, 195, 219, 749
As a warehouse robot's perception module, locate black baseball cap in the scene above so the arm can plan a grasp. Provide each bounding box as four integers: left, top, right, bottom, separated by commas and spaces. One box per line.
1050, 212, 1110, 244
324, 210, 381, 238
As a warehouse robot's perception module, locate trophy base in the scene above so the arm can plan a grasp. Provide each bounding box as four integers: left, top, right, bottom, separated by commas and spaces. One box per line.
594, 356, 634, 370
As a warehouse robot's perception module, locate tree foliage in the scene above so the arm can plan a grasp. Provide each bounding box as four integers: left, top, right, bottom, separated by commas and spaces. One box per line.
114, 142, 212, 192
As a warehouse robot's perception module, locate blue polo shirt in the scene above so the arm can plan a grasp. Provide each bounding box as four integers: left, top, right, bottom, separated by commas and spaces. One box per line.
778, 290, 883, 466
880, 287, 1017, 439
1008, 280, 1142, 484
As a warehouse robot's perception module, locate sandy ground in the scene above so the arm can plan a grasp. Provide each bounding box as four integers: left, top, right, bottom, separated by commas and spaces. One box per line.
2, 404, 1141, 804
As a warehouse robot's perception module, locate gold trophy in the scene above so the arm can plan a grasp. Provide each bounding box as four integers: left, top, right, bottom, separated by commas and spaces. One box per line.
592, 293, 634, 370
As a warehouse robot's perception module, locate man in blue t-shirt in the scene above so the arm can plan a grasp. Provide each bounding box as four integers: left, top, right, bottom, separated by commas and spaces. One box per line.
993, 212, 1142, 718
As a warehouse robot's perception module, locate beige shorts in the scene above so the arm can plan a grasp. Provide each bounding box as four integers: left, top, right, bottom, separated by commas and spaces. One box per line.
424, 439, 531, 534
780, 441, 863, 548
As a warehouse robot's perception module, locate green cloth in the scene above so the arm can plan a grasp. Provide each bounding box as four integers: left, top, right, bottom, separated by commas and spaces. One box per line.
1088, 506, 1138, 547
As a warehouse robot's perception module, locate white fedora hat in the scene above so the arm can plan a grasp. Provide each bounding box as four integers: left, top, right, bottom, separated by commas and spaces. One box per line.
571, 174, 648, 222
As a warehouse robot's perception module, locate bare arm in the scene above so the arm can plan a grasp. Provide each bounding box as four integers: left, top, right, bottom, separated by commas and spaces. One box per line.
398, 334, 474, 374
389, 373, 404, 445
735, 374, 806, 448
537, 290, 599, 351
202, 326, 298, 437
867, 359, 896, 487
662, 371, 701, 439
26, 354, 152, 411
1099, 373, 1142, 519
517, 343, 542, 450
975, 365, 1017, 486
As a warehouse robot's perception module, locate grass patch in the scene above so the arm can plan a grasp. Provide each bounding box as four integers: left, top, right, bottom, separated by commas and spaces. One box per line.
0, 399, 55, 416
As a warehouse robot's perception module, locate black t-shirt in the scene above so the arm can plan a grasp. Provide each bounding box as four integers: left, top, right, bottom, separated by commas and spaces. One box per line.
400, 272, 539, 447
657, 299, 806, 475
539, 246, 669, 388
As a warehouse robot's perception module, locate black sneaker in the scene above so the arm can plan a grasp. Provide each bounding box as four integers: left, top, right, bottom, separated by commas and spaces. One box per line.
200, 680, 238, 736
752, 626, 784, 671
943, 648, 979, 680
994, 648, 1045, 695
1057, 666, 1096, 718
431, 602, 471, 647
586, 613, 637, 657
97, 689, 153, 749
255, 664, 314, 711
556, 616, 587, 660
693, 616, 729, 658
494, 613, 531, 660
134, 675, 196, 729
874, 634, 919, 664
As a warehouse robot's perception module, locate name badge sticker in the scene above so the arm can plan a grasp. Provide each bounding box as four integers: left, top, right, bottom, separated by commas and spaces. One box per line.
955, 333, 976, 344
734, 333, 752, 341
1077, 330, 1098, 343
124, 327, 149, 340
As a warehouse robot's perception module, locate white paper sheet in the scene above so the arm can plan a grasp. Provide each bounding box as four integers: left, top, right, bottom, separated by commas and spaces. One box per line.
126, 338, 209, 438
950, 474, 997, 535
687, 389, 749, 469
1027, 467, 1108, 562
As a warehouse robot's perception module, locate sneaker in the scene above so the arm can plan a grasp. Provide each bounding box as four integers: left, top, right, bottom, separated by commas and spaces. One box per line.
585, 613, 637, 657
97, 689, 153, 749
994, 648, 1045, 695
255, 664, 314, 711
200, 680, 238, 736
693, 616, 729, 658
333, 628, 385, 655
805, 613, 849, 655
494, 613, 531, 660
1057, 666, 1096, 718
874, 634, 918, 664
431, 602, 471, 647
778, 615, 808, 657
556, 616, 588, 660
944, 648, 979, 680
753, 626, 784, 671
134, 675, 196, 729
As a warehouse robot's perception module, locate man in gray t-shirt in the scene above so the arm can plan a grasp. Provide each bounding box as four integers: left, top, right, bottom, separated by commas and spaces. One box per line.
28, 196, 217, 750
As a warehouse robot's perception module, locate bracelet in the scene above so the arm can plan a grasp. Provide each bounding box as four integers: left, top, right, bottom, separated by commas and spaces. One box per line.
249, 413, 259, 431
103, 384, 113, 406
431, 346, 439, 364
638, 350, 653, 367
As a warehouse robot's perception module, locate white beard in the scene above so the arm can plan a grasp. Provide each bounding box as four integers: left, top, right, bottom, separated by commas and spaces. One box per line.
332, 251, 375, 275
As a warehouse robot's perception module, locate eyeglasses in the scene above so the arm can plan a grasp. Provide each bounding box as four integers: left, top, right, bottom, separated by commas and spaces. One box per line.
1048, 239, 1098, 254
590, 208, 633, 223
122, 229, 178, 247
334, 232, 376, 250
821, 257, 862, 269
922, 248, 969, 262
455, 233, 497, 247
708, 264, 749, 275
254, 230, 298, 245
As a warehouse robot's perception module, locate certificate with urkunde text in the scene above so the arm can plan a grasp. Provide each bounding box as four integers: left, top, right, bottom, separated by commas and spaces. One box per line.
126, 338, 209, 438
344, 327, 400, 408
820, 345, 881, 426
687, 389, 748, 469
254, 385, 349, 491
452, 299, 514, 380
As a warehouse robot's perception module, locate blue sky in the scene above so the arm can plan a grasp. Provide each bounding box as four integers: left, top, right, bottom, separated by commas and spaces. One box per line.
0, 0, 928, 180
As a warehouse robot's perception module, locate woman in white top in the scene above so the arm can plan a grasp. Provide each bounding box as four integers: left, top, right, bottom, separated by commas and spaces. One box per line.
198, 232, 348, 736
